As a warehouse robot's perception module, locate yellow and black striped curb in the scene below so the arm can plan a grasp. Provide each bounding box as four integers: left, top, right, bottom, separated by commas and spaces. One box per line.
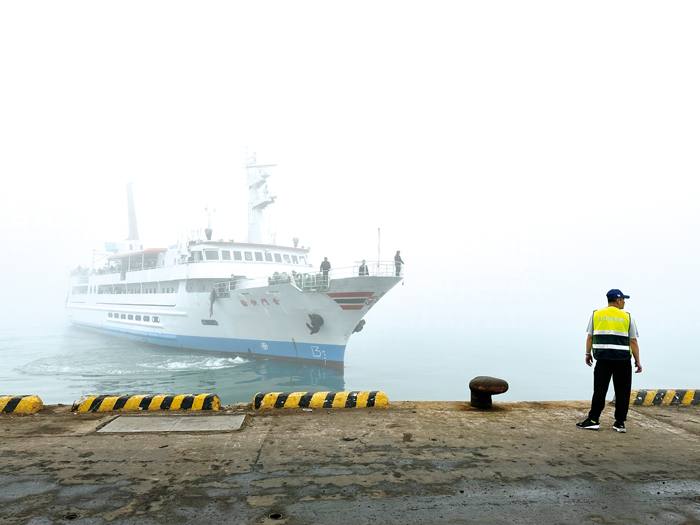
1, 395, 44, 414
253, 391, 388, 410
71, 393, 220, 412
629, 389, 700, 406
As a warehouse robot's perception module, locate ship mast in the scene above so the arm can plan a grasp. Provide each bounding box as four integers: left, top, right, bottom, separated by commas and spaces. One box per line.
245, 152, 277, 244
126, 182, 139, 241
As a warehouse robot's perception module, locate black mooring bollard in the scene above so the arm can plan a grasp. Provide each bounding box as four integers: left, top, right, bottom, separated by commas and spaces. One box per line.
469, 376, 509, 409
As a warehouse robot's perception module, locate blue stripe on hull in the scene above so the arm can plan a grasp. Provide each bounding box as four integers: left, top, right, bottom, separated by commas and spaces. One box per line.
69, 320, 346, 364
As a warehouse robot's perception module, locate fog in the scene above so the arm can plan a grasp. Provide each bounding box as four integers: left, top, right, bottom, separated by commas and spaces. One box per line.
2, 2, 699, 396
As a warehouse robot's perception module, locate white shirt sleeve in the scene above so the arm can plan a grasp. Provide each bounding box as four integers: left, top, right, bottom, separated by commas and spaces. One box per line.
629, 317, 639, 339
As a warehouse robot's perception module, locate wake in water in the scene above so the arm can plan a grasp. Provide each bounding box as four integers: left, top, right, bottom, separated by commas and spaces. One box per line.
3, 324, 345, 404
14, 351, 248, 377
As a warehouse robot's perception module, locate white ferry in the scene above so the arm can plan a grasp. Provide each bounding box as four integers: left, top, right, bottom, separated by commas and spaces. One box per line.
65, 156, 403, 366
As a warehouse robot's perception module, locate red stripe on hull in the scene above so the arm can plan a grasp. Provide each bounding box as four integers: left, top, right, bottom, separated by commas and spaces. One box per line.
340, 305, 364, 310
327, 292, 374, 298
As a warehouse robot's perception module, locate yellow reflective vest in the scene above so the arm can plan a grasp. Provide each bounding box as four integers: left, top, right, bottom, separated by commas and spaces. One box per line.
592, 306, 631, 360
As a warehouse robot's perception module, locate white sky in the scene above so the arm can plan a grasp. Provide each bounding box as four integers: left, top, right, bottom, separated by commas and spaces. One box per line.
1, 2, 699, 379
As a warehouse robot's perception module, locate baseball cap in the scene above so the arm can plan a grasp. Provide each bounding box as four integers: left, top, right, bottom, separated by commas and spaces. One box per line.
606, 289, 630, 299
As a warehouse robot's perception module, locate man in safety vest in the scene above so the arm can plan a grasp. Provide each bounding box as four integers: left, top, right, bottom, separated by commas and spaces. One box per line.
577, 289, 642, 433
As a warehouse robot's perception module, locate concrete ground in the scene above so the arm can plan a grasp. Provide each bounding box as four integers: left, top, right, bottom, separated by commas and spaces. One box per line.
1, 401, 700, 524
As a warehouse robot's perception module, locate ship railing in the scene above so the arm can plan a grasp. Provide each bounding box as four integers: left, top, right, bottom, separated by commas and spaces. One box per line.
213, 261, 403, 296
334, 261, 404, 279
214, 272, 329, 294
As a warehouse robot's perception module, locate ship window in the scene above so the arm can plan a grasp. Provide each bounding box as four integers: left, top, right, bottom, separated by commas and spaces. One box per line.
300, 256, 306, 265
128, 314, 133, 320
143, 315, 150, 322
108, 313, 113, 318
265, 253, 272, 262
152, 316, 160, 323
222, 251, 231, 260
201, 319, 219, 326
255, 252, 263, 261
274, 253, 282, 262
120, 314, 126, 319
205, 250, 219, 260
283, 254, 290, 263
244, 252, 253, 261
233, 251, 242, 260
193, 251, 202, 261
292, 255, 298, 264
135, 315, 141, 321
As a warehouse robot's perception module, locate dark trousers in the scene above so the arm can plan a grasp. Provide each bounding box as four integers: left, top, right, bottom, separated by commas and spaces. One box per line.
588, 358, 632, 422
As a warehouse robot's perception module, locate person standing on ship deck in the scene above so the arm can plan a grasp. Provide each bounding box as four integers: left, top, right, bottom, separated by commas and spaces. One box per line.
359, 260, 368, 276
577, 289, 642, 433
394, 251, 404, 276
320, 257, 331, 283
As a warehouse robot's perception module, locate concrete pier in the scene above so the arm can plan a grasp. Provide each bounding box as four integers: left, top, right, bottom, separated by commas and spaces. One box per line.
2, 401, 700, 524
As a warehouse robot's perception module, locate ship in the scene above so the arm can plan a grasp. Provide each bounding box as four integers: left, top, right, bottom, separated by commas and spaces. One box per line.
65, 155, 403, 366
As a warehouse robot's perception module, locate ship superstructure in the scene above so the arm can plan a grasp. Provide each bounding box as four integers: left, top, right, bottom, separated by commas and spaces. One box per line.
66, 156, 403, 366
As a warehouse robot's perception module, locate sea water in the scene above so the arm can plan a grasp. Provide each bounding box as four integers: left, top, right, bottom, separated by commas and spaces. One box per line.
1, 301, 694, 405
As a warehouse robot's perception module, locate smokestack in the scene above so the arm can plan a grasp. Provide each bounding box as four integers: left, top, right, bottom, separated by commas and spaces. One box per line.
126, 182, 139, 241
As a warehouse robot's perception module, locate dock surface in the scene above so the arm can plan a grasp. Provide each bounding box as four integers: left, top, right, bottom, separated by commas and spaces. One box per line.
2, 401, 700, 524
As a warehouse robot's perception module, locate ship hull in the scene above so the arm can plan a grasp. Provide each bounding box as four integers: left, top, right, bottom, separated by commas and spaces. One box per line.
66, 275, 401, 366
67, 320, 347, 366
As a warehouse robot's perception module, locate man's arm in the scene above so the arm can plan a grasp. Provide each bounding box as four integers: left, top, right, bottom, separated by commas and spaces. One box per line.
585, 334, 593, 367
631, 338, 642, 373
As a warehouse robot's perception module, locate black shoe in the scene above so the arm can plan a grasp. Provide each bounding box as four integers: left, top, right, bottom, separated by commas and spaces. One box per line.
576, 418, 600, 430
613, 421, 626, 433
